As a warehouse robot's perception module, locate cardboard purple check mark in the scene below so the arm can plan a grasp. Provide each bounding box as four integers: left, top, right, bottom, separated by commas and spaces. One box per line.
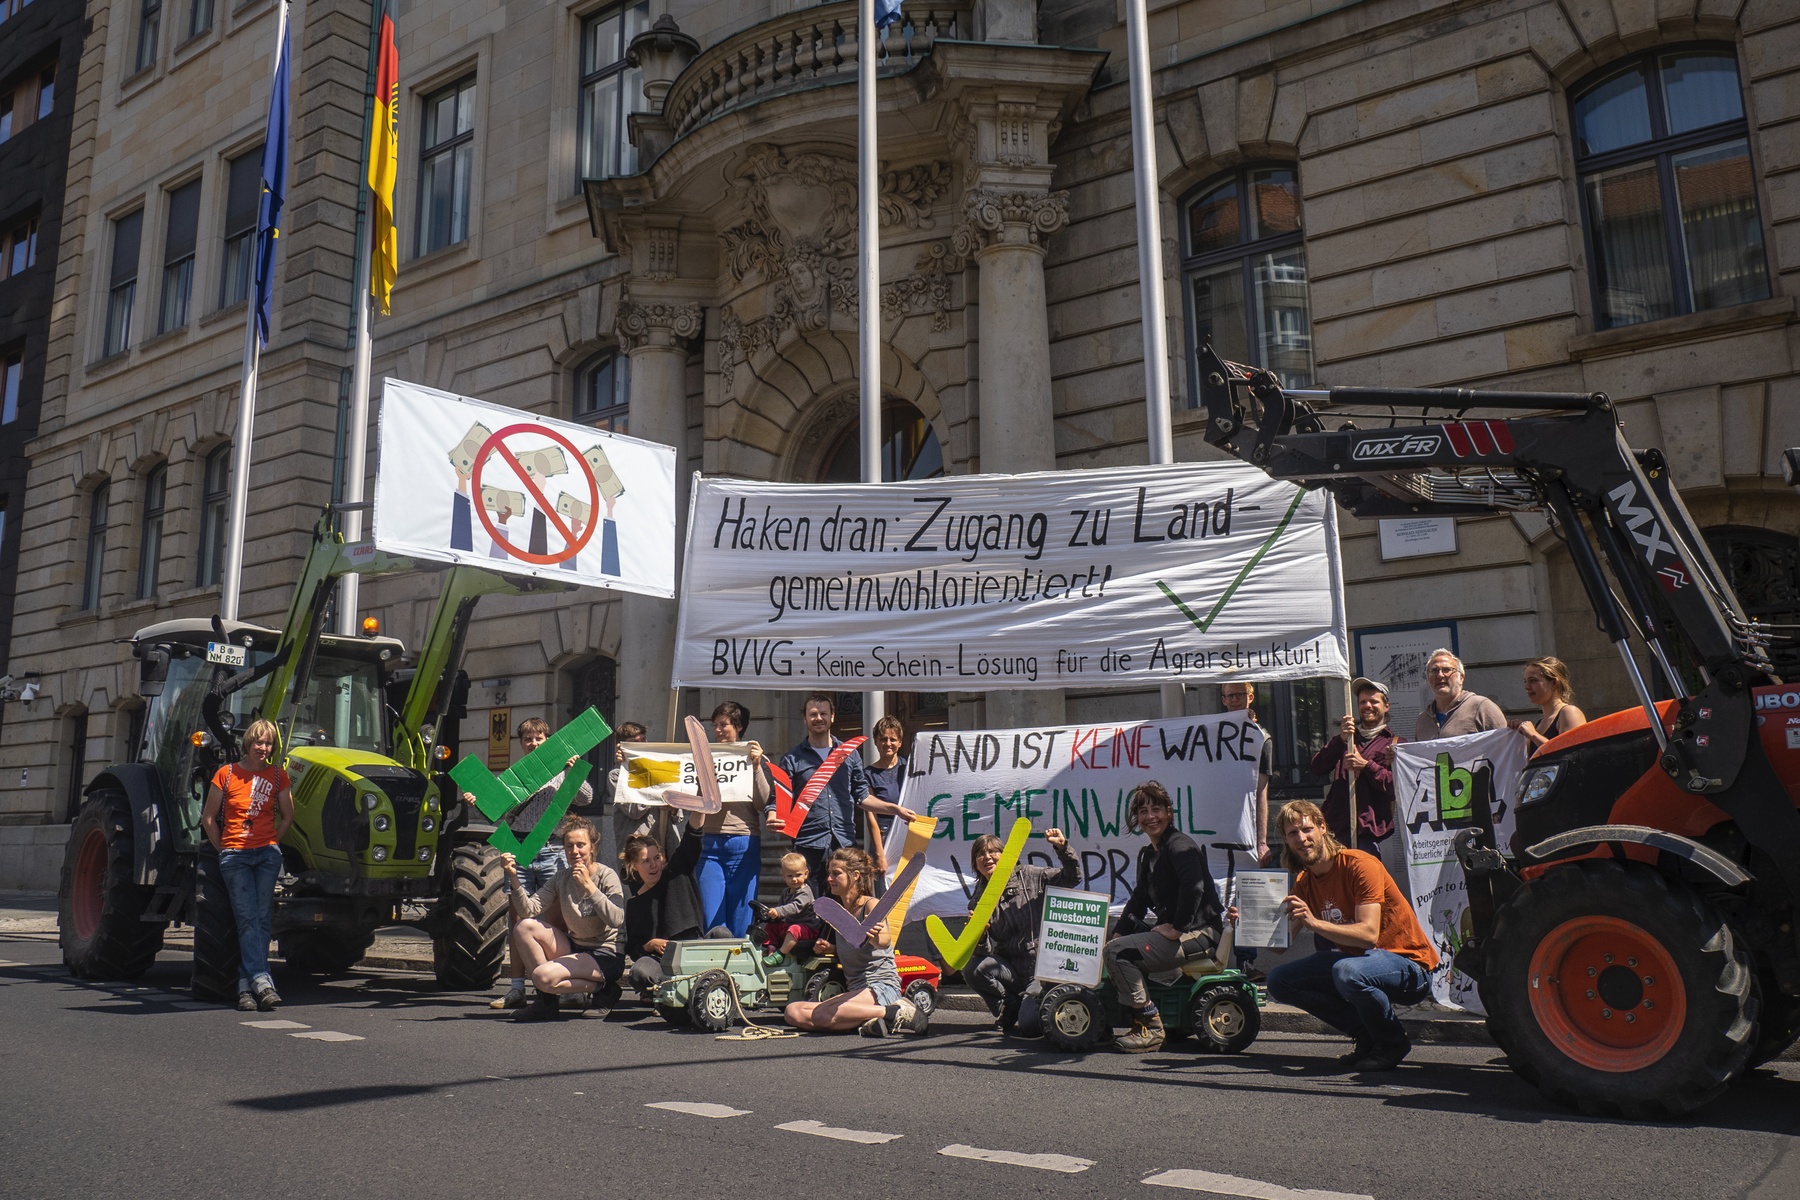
662, 715, 723, 814
813, 854, 927, 946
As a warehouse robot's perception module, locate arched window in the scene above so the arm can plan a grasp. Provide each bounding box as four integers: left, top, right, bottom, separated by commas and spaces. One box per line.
1572, 47, 1769, 329
81, 483, 109, 610
137, 463, 166, 599
820, 399, 944, 483
574, 350, 629, 433
196, 445, 230, 587
1182, 165, 1313, 391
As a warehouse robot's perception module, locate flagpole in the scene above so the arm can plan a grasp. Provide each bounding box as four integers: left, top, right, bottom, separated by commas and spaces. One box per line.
221, 308, 261, 622
337, 0, 387, 635
858, 0, 885, 741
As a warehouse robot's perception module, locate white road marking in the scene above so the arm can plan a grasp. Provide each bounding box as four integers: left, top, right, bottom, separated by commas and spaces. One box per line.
776, 1119, 903, 1145
242, 1019, 310, 1030
290, 1030, 363, 1042
1143, 1169, 1374, 1200
646, 1101, 751, 1119
939, 1144, 1093, 1174
0, 960, 25, 967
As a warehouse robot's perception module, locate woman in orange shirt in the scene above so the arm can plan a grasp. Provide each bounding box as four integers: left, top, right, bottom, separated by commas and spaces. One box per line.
200, 718, 295, 1011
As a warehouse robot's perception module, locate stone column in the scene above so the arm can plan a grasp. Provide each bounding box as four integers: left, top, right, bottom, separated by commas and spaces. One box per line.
954, 189, 1070, 729
615, 295, 701, 739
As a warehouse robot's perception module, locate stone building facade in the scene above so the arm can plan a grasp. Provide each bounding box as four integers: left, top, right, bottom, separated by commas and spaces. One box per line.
3, 0, 1797, 885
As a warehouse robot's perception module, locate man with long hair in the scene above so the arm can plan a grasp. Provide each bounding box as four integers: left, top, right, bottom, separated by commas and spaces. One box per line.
1259, 800, 1438, 1071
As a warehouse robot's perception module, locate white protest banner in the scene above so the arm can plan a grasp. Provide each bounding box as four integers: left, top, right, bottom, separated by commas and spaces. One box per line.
618, 743, 756, 809
1036, 888, 1110, 987
673, 461, 1347, 690
1394, 728, 1528, 1011
884, 714, 1264, 922
373, 378, 676, 596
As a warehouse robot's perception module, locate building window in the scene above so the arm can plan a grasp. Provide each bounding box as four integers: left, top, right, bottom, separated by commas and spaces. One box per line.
158, 179, 201, 333
220, 148, 259, 308
138, 464, 166, 599
0, 90, 11, 141
104, 210, 143, 357
82, 482, 109, 610
1573, 48, 1770, 330
135, 0, 161, 73
574, 350, 630, 432
186, 0, 211, 40
1182, 165, 1313, 392
65, 707, 89, 822
417, 77, 475, 256
3, 0, 39, 22
1, 214, 38, 278
36, 63, 52, 118
579, 3, 648, 184
820, 400, 946, 483
197, 444, 229, 586
2, 351, 20, 423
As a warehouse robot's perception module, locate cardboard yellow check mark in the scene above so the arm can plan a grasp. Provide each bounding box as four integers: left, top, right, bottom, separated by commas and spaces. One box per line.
925, 818, 1033, 970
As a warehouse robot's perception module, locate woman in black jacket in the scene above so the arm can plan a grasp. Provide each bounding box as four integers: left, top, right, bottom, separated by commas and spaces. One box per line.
1102, 781, 1224, 1053
621, 807, 714, 995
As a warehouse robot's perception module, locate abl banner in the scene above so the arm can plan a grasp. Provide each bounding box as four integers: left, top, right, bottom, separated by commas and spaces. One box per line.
1394, 728, 1528, 1012
672, 462, 1348, 689
373, 378, 676, 596
617, 742, 757, 810
882, 714, 1264, 922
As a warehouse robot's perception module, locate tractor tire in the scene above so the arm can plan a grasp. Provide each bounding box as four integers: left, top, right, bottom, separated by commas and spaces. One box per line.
904, 979, 937, 1020
803, 967, 846, 1004
1187, 983, 1260, 1055
59, 791, 163, 980
1039, 983, 1105, 1052
1480, 859, 1754, 1119
279, 929, 376, 977
1748, 975, 1800, 1069
688, 970, 737, 1031
190, 851, 241, 1002
433, 844, 509, 990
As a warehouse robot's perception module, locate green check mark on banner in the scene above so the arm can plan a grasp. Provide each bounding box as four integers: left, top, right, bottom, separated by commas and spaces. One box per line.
448, 706, 612, 863
1157, 487, 1308, 634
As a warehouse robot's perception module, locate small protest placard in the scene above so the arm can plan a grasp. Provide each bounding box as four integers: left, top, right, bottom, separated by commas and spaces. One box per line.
1034, 887, 1110, 988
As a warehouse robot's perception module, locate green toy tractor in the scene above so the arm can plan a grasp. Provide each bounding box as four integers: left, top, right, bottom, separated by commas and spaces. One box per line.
651, 938, 827, 1030
1036, 922, 1262, 1054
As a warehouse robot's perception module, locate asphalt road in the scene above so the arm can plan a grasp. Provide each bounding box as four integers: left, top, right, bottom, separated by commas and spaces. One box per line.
2, 937, 1797, 1200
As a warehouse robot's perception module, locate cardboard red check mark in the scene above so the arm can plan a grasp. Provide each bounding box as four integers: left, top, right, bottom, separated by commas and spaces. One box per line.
770, 736, 866, 837
813, 854, 926, 946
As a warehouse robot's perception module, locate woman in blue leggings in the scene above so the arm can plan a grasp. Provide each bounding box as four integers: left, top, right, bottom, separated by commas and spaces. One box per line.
694, 701, 767, 937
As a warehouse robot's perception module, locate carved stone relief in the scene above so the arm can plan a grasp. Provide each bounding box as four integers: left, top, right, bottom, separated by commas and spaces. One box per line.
950, 189, 1071, 256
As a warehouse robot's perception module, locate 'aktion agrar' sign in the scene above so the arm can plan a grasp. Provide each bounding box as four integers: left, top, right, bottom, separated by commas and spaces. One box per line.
672, 462, 1347, 690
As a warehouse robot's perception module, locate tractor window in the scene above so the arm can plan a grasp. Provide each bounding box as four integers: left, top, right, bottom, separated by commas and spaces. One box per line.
287, 655, 387, 754
141, 649, 271, 823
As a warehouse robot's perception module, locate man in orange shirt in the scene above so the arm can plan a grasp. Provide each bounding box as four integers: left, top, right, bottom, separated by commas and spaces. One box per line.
1261, 799, 1438, 1071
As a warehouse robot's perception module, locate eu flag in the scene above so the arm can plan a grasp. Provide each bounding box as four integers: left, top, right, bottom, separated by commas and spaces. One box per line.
875, 0, 904, 28
253, 0, 292, 346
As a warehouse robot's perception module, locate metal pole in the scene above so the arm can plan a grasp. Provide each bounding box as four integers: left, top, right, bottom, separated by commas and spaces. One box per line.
859, 0, 886, 742
220, 307, 261, 622
1126, 0, 1183, 720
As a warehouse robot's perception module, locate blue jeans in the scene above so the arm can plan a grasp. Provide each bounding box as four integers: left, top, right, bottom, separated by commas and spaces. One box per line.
218, 845, 283, 993
696, 834, 760, 937
1267, 948, 1432, 1050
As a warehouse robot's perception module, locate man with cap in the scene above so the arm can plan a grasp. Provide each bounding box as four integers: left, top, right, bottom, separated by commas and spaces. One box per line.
1309, 678, 1401, 855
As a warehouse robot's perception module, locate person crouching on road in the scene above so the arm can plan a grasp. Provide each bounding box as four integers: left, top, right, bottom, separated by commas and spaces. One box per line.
966, 826, 1078, 1035
200, 717, 295, 1012
783, 847, 926, 1038
622, 806, 721, 995
505, 815, 627, 1022
1102, 782, 1225, 1053
1261, 800, 1439, 1071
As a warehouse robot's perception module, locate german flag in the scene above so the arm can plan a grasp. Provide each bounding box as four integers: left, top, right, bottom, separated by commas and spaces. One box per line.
367, 10, 399, 313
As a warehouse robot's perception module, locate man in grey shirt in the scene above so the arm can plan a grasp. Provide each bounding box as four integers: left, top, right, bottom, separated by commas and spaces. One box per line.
1413, 649, 1508, 741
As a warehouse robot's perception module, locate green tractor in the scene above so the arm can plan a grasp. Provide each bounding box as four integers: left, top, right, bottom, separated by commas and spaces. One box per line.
57, 507, 559, 997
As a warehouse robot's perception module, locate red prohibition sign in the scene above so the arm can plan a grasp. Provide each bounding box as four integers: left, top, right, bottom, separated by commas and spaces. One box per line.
469, 422, 600, 566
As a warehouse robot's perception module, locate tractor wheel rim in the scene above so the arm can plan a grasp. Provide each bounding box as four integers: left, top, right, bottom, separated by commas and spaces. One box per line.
71, 826, 108, 941
1207, 1000, 1245, 1040
704, 989, 730, 1020
1527, 915, 1687, 1073
1052, 1001, 1091, 1037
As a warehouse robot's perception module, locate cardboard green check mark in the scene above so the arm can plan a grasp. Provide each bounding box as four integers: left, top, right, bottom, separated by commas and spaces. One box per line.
1156, 487, 1308, 634
925, 818, 1033, 971
448, 706, 612, 862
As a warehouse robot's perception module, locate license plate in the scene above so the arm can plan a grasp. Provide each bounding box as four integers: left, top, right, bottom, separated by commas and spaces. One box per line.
206, 641, 247, 667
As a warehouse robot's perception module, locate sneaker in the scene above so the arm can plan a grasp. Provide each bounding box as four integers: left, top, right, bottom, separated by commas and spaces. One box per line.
236, 992, 258, 1012
513, 993, 561, 1023
895, 998, 929, 1036
1350, 1039, 1412, 1072
1114, 1010, 1166, 1054
1335, 1039, 1375, 1067
587, 980, 621, 1020
762, 951, 785, 967
489, 984, 528, 1010
254, 983, 282, 1012
859, 1009, 895, 1038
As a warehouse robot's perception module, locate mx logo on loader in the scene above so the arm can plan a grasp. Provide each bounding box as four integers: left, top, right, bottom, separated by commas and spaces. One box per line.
1607, 480, 1688, 590
1406, 752, 1499, 834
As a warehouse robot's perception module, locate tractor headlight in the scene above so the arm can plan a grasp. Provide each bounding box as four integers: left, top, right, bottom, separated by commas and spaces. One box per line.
418, 848, 433, 863
373, 815, 391, 832
1517, 763, 1562, 808
422, 816, 435, 833
371, 845, 388, 862
363, 793, 379, 811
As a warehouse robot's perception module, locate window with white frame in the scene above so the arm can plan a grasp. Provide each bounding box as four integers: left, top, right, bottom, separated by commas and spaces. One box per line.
579, 4, 648, 185
104, 210, 143, 357
417, 77, 475, 256
158, 179, 201, 333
